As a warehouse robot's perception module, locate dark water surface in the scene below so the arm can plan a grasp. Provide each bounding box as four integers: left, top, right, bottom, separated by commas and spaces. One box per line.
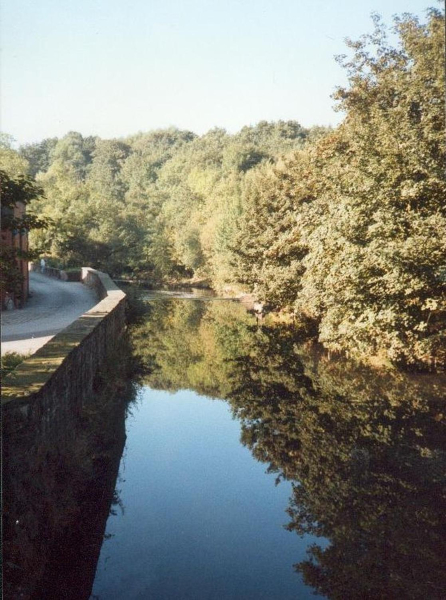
3, 296, 446, 599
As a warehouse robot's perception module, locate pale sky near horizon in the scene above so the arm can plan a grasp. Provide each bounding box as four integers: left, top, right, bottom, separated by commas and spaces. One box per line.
1, 0, 436, 147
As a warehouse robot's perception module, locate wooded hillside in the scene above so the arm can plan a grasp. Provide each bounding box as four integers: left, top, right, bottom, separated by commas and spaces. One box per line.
2, 10, 444, 369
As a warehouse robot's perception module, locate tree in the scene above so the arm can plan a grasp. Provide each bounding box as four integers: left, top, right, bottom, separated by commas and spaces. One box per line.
296, 10, 446, 368
232, 10, 445, 369
233, 153, 313, 307
0, 171, 46, 300
48, 131, 96, 180
19, 138, 58, 177
0, 134, 30, 178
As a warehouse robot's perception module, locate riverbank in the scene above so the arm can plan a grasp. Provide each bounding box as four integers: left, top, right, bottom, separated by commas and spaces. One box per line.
2, 331, 138, 600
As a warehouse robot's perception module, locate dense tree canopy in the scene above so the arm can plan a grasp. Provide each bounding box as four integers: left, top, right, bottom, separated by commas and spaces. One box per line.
11, 9, 444, 369
234, 10, 445, 369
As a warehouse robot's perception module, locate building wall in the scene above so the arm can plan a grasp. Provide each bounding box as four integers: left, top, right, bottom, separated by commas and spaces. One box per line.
1, 200, 29, 308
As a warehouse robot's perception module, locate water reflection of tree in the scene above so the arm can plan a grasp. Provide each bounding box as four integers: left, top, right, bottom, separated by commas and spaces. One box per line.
132, 299, 252, 398
230, 336, 446, 600
134, 299, 446, 599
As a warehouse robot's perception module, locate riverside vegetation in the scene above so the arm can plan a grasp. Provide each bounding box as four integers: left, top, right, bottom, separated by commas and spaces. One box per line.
130, 297, 446, 600
1, 10, 444, 370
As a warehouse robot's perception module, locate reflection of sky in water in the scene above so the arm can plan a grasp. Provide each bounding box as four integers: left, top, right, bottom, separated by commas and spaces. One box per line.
92, 389, 324, 600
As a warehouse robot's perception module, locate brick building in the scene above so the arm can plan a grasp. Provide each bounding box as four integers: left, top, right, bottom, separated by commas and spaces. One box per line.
1, 200, 29, 308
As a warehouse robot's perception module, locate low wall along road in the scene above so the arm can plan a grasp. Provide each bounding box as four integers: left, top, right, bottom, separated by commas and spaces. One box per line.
1, 269, 98, 355
2, 268, 127, 445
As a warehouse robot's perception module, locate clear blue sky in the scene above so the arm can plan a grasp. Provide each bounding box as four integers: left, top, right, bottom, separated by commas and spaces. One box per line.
1, 0, 435, 146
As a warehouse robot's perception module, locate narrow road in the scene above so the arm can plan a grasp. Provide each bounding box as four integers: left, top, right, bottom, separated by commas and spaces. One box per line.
1, 271, 97, 355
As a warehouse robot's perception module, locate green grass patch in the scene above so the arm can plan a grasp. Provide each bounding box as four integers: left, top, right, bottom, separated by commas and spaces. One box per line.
1, 351, 31, 378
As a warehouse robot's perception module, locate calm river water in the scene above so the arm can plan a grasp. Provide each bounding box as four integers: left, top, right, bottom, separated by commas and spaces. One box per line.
91, 388, 322, 599
3, 294, 446, 599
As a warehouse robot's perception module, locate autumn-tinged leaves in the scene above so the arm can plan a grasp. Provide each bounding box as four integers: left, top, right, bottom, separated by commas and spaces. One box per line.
236, 11, 445, 369
3, 10, 444, 369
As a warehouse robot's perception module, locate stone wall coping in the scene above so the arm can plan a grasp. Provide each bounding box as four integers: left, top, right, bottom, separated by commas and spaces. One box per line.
2, 268, 127, 404
81, 267, 124, 295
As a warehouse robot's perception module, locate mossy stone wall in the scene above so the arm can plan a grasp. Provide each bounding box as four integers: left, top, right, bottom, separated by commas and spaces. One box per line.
2, 269, 127, 447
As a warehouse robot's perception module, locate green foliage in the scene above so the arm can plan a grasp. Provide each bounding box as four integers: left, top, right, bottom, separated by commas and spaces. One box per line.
234, 10, 445, 369
297, 10, 446, 368
20, 10, 445, 368
1, 171, 44, 214
26, 120, 309, 281
131, 297, 446, 598
1, 351, 30, 379
0, 135, 30, 177
19, 138, 58, 177
151, 122, 310, 279
0, 169, 47, 297
234, 154, 310, 306
49, 131, 96, 179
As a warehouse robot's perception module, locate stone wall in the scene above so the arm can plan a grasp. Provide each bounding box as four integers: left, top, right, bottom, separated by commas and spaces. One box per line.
29, 263, 81, 281
2, 269, 127, 448
2, 269, 129, 599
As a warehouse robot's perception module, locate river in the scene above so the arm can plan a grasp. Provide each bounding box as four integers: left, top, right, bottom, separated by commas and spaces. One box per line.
3, 294, 446, 599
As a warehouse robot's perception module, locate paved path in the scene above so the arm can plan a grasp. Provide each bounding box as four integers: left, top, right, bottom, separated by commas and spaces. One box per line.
1, 272, 97, 355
